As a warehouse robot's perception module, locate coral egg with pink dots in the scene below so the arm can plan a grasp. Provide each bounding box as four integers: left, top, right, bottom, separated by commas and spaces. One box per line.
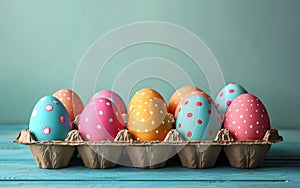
223, 93, 271, 140
53, 89, 84, 121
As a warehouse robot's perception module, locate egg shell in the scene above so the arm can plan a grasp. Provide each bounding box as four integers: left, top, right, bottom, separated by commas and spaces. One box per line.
92, 90, 127, 115
128, 88, 165, 111
29, 96, 72, 141
174, 90, 213, 119
168, 86, 202, 117
128, 97, 172, 141
176, 95, 222, 141
223, 93, 271, 140
53, 89, 84, 121
78, 97, 124, 141
215, 82, 247, 114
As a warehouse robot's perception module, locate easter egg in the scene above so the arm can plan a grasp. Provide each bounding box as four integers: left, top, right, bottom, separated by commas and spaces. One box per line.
78, 97, 124, 141
174, 90, 213, 119
29, 96, 72, 141
215, 82, 247, 114
53, 89, 84, 121
223, 94, 271, 140
128, 97, 172, 141
92, 90, 127, 115
168, 86, 202, 117
176, 95, 222, 141
128, 88, 165, 110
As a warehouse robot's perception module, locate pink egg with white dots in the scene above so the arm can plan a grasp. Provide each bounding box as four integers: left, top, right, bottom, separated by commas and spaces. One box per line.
223, 94, 271, 140
78, 97, 125, 141
92, 90, 127, 115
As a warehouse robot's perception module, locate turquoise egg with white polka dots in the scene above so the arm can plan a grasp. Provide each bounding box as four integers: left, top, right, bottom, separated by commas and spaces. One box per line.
176, 95, 222, 141
215, 82, 247, 114
29, 96, 72, 141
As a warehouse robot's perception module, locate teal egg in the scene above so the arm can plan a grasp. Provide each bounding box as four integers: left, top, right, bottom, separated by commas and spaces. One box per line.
29, 96, 72, 141
215, 82, 247, 114
176, 95, 221, 140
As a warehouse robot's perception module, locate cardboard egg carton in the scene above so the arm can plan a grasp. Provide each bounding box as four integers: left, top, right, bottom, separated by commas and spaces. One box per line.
14, 126, 283, 169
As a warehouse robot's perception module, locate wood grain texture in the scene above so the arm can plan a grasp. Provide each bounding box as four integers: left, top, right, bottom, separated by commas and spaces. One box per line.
0, 125, 300, 187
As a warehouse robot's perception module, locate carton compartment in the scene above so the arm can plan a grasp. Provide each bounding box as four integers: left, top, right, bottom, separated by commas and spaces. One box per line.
126, 144, 174, 168
77, 144, 123, 169
177, 144, 222, 169
29, 144, 75, 169
14, 129, 75, 169
218, 128, 283, 168
223, 144, 270, 168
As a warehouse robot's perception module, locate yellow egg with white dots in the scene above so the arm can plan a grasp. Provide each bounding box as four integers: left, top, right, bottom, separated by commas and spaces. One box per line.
127, 89, 172, 141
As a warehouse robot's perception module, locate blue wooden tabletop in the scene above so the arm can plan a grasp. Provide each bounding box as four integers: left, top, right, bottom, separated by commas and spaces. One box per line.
1, 125, 300, 188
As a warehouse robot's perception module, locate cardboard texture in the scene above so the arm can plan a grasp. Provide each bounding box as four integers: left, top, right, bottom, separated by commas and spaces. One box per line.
177, 144, 222, 169
77, 145, 122, 169
166, 129, 222, 169
219, 128, 283, 168
28, 144, 75, 169
223, 144, 271, 168
14, 127, 283, 169
14, 129, 75, 169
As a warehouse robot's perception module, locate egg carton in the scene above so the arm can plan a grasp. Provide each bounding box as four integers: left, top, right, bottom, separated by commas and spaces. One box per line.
14, 127, 283, 169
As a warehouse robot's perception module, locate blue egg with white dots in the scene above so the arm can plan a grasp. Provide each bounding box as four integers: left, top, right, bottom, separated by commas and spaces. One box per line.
215, 82, 247, 114
29, 96, 72, 141
176, 95, 222, 140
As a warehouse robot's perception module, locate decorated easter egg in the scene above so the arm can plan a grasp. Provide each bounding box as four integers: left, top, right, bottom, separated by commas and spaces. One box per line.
53, 89, 84, 121
128, 88, 165, 110
168, 86, 202, 117
223, 94, 271, 140
176, 95, 222, 141
128, 97, 172, 141
174, 90, 213, 119
92, 90, 127, 115
215, 82, 247, 114
29, 96, 72, 141
78, 97, 124, 141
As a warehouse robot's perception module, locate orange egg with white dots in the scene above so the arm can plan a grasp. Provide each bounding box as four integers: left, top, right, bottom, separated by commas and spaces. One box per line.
53, 89, 84, 121
127, 90, 172, 141
168, 86, 202, 118
128, 88, 165, 110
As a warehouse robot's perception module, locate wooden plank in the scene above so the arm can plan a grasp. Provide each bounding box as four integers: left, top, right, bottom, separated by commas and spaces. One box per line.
0, 180, 298, 188
0, 160, 299, 181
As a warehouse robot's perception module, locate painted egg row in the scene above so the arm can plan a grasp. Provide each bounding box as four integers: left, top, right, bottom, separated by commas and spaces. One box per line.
29, 84, 271, 142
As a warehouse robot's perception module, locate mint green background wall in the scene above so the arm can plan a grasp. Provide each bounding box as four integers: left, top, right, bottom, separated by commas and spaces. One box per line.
0, 0, 299, 128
